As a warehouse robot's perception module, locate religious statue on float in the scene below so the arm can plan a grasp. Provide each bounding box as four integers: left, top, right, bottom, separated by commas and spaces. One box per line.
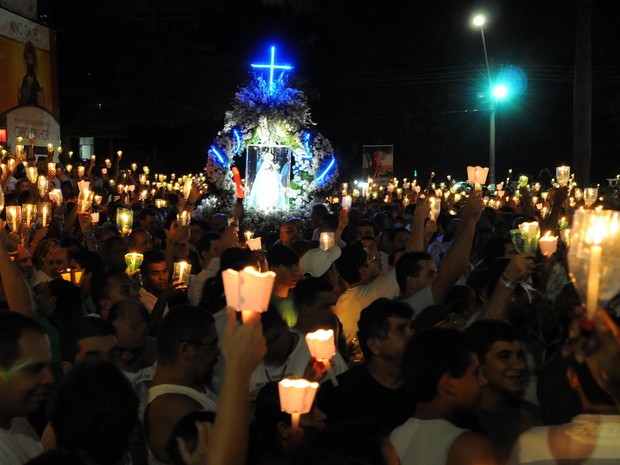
246, 149, 289, 210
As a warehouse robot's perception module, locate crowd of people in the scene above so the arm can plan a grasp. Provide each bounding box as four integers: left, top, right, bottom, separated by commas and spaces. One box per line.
2, 152, 620, 465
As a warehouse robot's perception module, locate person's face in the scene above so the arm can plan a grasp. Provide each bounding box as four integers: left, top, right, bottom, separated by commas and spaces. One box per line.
108, 274, 140, 306
15, 245, 34, 279
130, 231, 153, 253
189, 225, 204, 246
452, 353, 487, 413
44, 248, 70, 279
407, 259, 437, 291
141, 214, 158, 234
105, 240, 128, 271
16, 180, 30, 193
357, 226, 375, 241
392, 231, 410, 251
112, 319, 149, 371
280, 223, 304, 246
72, 335, 118, 368
480, 340, 527, 397
274, 263, 301, 290
502, 242, 518, 258
186, 325, 219, 383
210, 215, 228, 233
35, 282, 57, 319
145, 261, 170, 292
0, 330, 53, 427
359, 249, 381, 283
373, 316, 413, 365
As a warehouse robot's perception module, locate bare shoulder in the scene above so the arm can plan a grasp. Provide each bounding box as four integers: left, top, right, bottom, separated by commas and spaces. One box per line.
447, 431, 499, 465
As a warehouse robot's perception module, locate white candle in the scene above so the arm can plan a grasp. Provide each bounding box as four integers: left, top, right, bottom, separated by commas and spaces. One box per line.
320, 232, 334, 251
42, 205, 48, 227
587, 244, 602, 318
538, 231, 558, 256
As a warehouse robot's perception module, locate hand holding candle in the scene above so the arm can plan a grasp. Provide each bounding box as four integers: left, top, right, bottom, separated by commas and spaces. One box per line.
538, 231, 558, 256
222, 266, 275, 323
306, 329, 339, 386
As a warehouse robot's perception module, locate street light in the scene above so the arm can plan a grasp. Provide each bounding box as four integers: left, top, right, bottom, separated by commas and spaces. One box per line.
472, 13, 499, 186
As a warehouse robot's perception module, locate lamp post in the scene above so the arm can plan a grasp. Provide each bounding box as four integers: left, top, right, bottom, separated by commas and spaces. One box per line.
472, 14, 499, 186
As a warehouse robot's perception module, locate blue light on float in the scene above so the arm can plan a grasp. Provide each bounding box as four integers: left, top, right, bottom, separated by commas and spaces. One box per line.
209, 145, 227, 166
232, 129, 243, 154
251, 46, 293, 93
302, 131, 312, 158
316, 157, 336, 184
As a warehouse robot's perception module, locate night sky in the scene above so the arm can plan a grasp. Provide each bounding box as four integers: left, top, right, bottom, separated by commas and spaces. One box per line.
40, 0, 620, 186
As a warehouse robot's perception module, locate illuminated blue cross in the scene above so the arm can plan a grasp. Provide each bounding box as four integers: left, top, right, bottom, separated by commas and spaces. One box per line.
251, 46, 293, 93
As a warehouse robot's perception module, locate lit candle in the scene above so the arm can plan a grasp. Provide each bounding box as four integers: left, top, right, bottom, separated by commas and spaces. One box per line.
429, 197, 441, 221
177, 211, 190, 226
556, 165, 570, 187
247, 237, 262, 251
77, 166, 85, 177
173, 261, 192, 286
538, 231, 558, 256
341, 195, 352, 211
48, 162, 55, 172
124, 252, 144, 274
131, 163, 138, 172
47, 143, 54, 153
41, 204, 49, 227
319, 232, 334, 251
306, 329, 339, 386
6, 205, 20, 232
27, 166, 37, 184
23, 203, 36, 228
278, 378, 319, 433
244, 230, 254, 243
222, 266, 276, 323
90, 212, 99, 224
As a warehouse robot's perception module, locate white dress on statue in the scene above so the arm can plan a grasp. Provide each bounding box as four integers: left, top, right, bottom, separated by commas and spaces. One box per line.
247, 157, 287, 210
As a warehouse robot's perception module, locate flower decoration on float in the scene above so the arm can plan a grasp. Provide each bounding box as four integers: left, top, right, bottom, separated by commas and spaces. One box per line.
203, 45, 339, 235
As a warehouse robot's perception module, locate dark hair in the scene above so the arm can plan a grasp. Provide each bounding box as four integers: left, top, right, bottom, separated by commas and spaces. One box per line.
292, 277, 334, 308
167, 410, 216, 465
59, 316, 116, 363
465, 319, 523, 363
107, 299, 150, 327
403, 328, 476, 403
0, 312, 46, 368
139, 208, 157, 221
90, 271, 126, 313
141, 249, 167, 273
196, 231, 221, 253
45, 279, 85, 329
319, 213, 339, 230
357, 298, 413, 360
335, 242, 366, 285
267, 243, 299, 267
156, 305, 215, 364
358, 218, 381, 237
395, 251, 433, 291
70, 250, 105, 282
51, 360, 138, 465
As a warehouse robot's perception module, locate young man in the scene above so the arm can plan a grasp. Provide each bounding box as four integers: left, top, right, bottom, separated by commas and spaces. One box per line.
266, 244, 301, 328
316, 298, 415, 432
0, 312, 53, 465
145, 305, 219, 465
390, 327, 498, 465
465, 319, 542, 461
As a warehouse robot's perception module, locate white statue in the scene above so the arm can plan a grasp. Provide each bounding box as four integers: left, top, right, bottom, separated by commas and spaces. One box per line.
246, 152, 287, 210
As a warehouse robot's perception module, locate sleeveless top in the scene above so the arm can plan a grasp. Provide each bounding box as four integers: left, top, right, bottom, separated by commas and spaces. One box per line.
389, 418, 468, 465
145, 384, 218, 465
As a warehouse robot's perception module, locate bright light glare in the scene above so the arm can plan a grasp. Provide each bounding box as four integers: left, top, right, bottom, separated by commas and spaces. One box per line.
492, 84, 508, 99
472, 14, 486, 27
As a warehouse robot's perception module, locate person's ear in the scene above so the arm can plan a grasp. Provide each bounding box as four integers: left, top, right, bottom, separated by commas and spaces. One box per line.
438, 372, 457, 397
61, 361, 73, 375
367, 337, 382, 357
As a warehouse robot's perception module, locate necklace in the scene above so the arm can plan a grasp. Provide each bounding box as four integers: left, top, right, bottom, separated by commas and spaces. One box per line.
264, 362, 288, 382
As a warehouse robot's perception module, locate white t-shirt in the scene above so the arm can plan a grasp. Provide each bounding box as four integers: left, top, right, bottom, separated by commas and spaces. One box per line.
333, 269, 400, 343
0, 418, 43, 465
507, 414, 620, 465
188, 257, 221, 306
401, 285, 436, 319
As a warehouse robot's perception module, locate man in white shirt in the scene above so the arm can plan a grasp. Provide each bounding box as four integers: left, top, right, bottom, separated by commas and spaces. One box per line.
0, 312, 53, 465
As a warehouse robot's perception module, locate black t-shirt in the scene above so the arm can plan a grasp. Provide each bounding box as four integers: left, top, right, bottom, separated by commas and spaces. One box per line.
316, 363, 414, 433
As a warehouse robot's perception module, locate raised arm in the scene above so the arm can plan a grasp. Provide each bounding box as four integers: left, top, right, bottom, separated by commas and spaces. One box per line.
406, 199, 431, 253
431, 190, 484, 304
0, 226, 36, 317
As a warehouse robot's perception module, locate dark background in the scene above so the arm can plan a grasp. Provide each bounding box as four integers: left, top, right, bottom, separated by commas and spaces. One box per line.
38, 0, 620, 186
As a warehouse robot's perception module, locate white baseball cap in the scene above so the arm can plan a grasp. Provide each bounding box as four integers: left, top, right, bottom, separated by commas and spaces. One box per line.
300, 246, 342, 278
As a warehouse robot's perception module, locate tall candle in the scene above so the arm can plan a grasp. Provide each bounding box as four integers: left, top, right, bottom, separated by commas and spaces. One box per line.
42, 205, 48, 227
587, 244, 602, 318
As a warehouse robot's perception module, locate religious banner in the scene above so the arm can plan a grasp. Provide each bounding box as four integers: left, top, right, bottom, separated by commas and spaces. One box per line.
0, 7, 59, 153
363, 145, 394, 180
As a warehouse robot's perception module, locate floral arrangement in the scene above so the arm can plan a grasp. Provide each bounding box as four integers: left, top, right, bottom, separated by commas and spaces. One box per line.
203, 73, 339, 232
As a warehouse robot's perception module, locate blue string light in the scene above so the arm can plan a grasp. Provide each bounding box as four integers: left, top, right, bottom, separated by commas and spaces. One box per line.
302, 131, 312, 158
316, 157, 336, 183
232, 129, 243, 154
209, 145, 227, 166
